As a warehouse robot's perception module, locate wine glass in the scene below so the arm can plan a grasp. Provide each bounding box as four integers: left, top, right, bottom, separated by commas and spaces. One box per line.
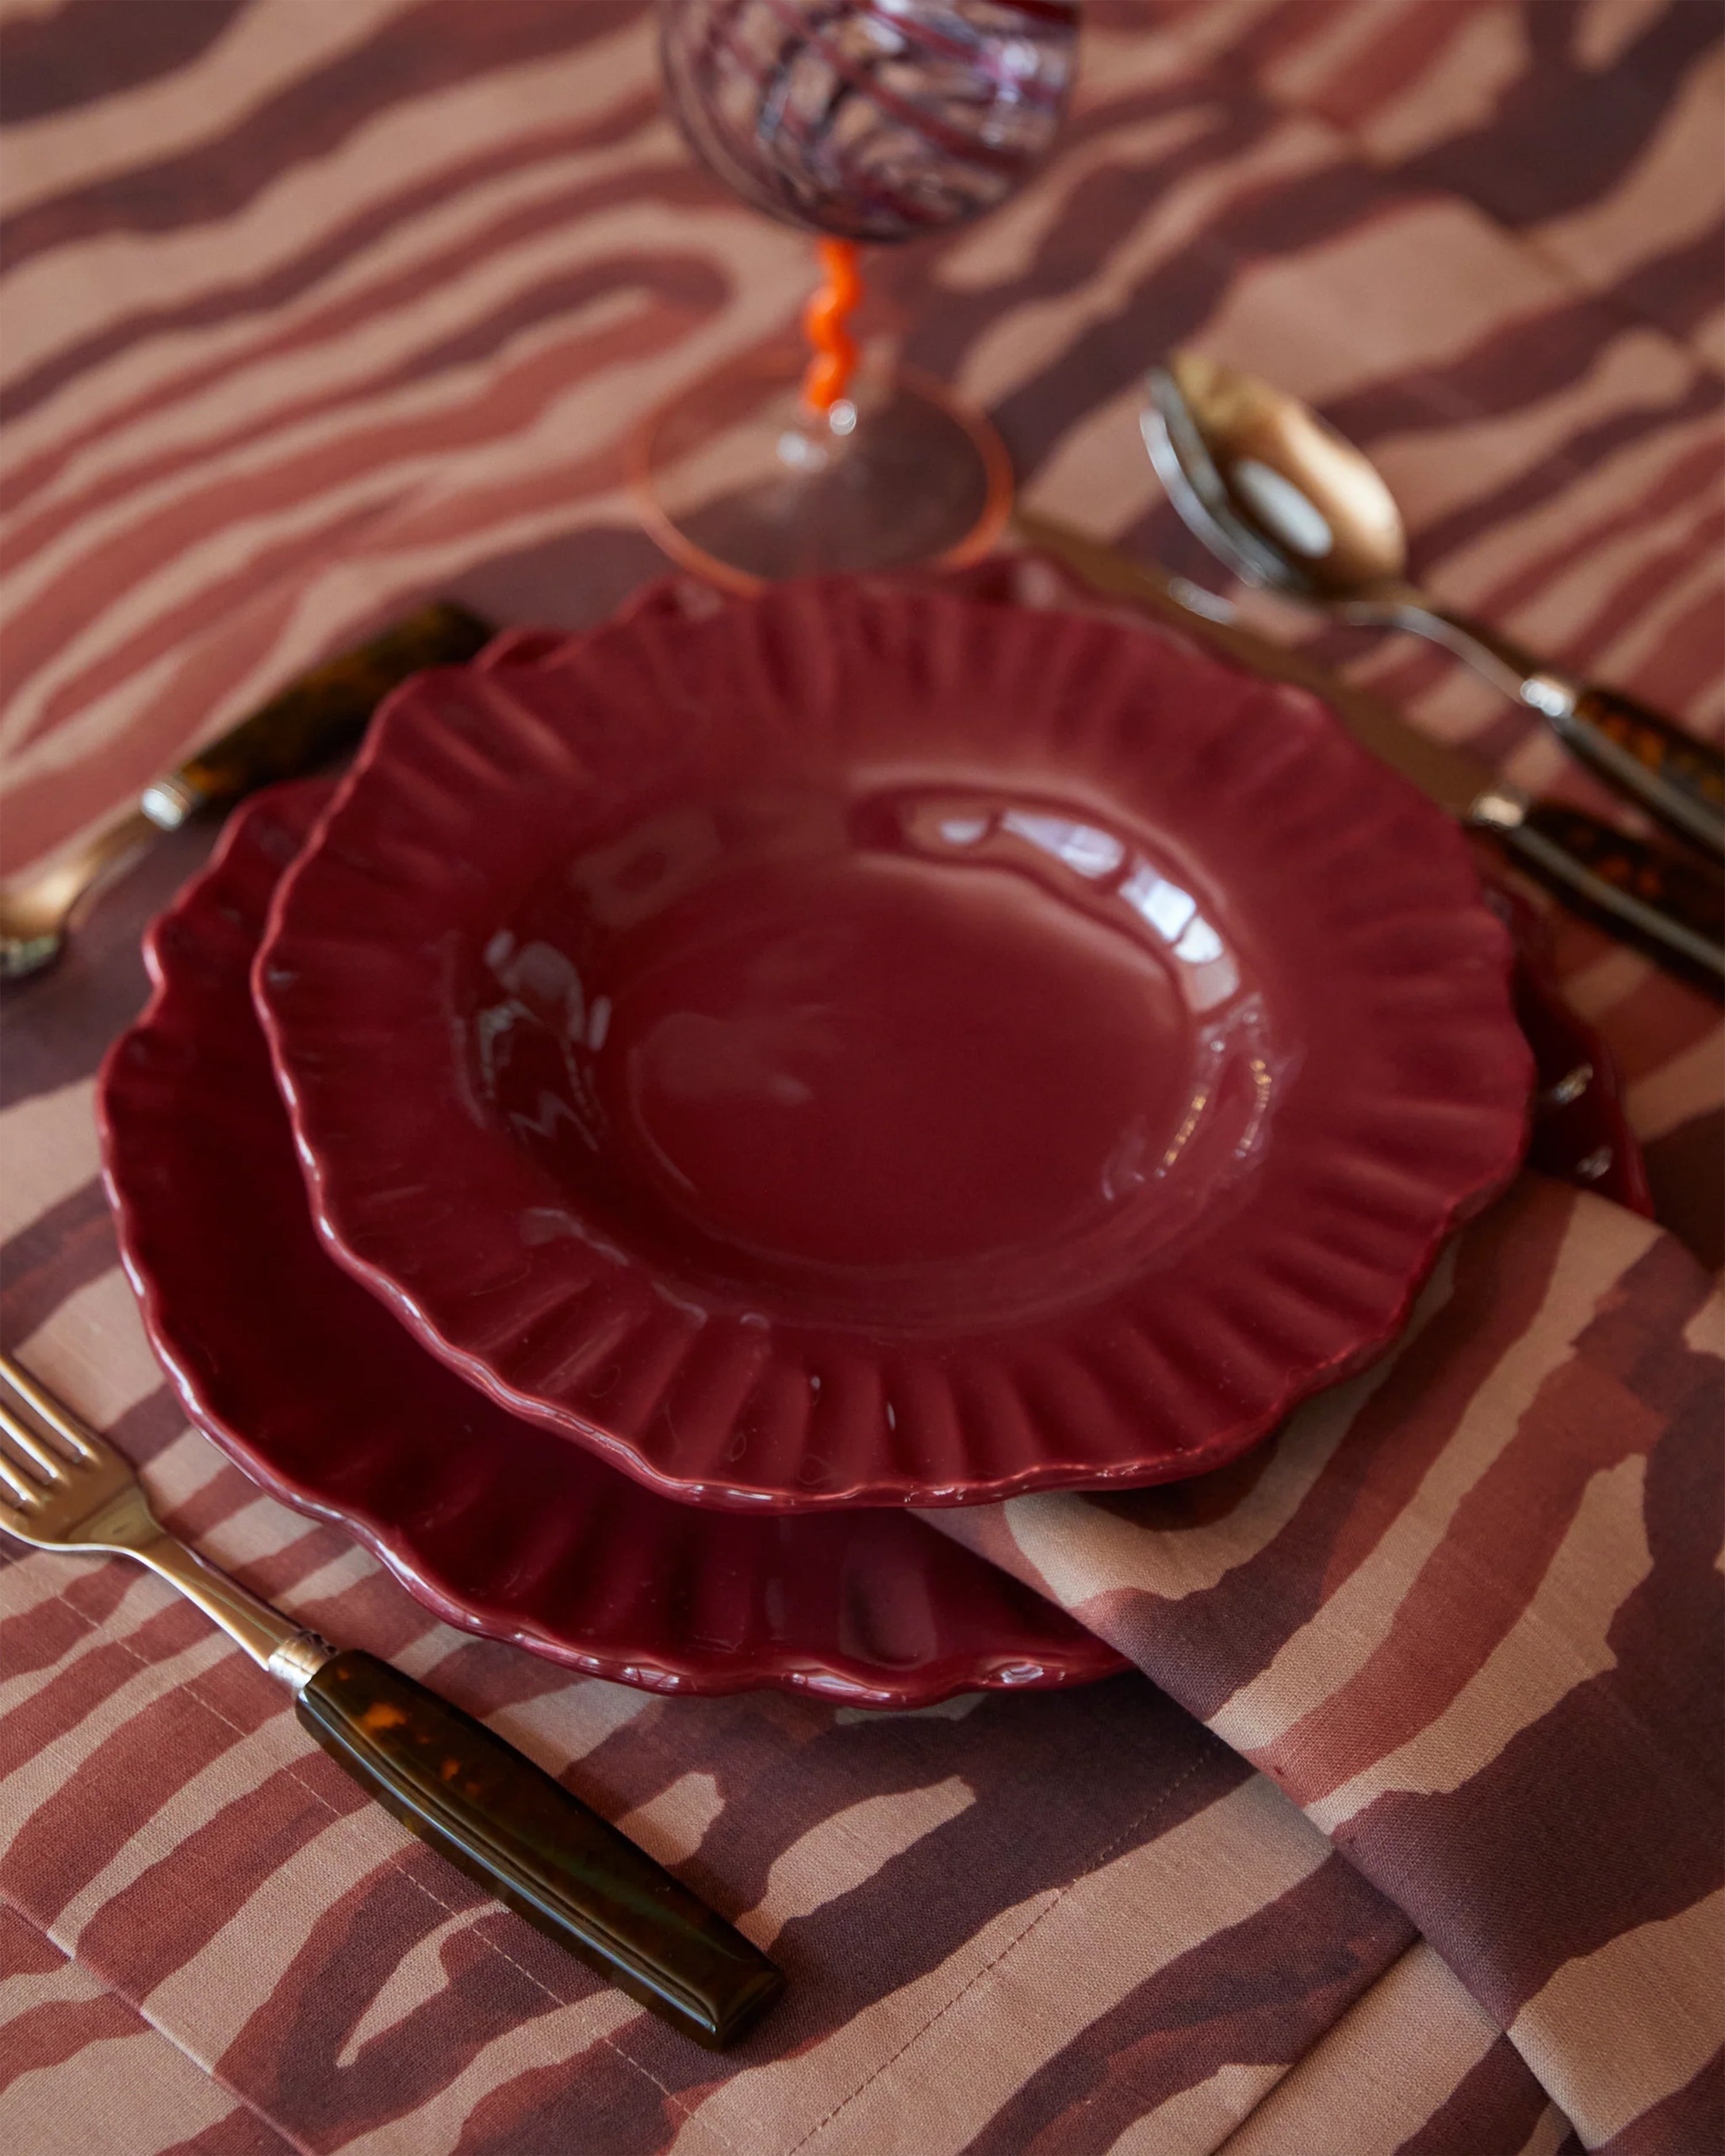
631, 0, 1078, 590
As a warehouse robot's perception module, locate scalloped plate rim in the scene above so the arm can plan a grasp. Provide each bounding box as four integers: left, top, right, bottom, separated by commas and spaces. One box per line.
255, 580, 1535, 1510
98, 777, 1129, 1707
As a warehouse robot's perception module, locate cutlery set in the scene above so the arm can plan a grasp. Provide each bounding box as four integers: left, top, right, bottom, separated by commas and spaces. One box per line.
1141, 352, 1724, 989
2, 366, 1717, 2049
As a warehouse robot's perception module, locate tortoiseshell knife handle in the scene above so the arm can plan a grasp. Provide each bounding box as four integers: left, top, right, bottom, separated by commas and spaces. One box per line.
294, 1651, 783, 2048
1547, 682, 1725, 859
147, 603, 496, 824
1481, 800, 1724, 1000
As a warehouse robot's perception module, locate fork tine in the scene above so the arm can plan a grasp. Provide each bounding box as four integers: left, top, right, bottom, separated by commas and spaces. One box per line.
0, 1457, 37, 1509
0, 1422, 45, 1507
0, 1352, 99, 1460
0, 1397, 69, 1483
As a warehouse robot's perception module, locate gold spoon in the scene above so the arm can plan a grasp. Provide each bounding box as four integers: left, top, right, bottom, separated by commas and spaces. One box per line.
0, 602, 495, 983
1144, 352, 1724, 859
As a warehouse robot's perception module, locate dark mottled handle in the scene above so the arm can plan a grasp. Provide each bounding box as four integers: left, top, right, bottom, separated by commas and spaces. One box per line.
1482, 878, 1653, 1217
294, 1651, 783, 2048
1550, 683, 1725, 858
1489, 803, 1723, 1000
165, 602, 496, 814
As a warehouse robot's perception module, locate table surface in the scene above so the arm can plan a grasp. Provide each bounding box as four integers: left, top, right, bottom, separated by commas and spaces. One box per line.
1, 5, 1720, 2153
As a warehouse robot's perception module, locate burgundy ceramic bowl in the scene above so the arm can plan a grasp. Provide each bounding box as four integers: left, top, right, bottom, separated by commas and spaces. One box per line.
255, 581, 1531, 1510
99, 779, 1127, 1705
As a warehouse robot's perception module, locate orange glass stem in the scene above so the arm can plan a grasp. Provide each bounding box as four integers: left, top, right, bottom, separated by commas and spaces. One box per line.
800, 239, 862, 415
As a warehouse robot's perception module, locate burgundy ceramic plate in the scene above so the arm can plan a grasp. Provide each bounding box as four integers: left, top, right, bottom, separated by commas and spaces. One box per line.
99, 779, 1125, 1704
257, 581, 1531, 1510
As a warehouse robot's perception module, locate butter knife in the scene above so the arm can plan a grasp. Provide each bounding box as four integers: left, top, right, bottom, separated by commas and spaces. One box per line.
1014, 513, 1724, 999
1, 601, 496, 981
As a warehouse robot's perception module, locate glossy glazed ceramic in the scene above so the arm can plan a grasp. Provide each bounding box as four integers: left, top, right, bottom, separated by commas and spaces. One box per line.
256, 581, 1532, 1509
99, 779, 1125, 1704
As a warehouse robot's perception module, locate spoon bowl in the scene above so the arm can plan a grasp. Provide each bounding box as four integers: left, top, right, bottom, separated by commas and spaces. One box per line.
1146, 354, 1406, 599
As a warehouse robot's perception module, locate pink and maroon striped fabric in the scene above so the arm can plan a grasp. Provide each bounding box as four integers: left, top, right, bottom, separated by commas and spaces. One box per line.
2, 4, 1720, 2150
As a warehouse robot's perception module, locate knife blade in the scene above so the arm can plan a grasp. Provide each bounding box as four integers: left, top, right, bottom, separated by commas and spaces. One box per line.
1012, 512, 1723, 999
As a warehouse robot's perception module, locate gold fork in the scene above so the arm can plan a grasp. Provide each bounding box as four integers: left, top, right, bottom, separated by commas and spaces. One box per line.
0, 1351, 781, 2048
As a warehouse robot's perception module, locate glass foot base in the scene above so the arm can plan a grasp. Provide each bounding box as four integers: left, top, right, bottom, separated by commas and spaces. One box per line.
628, 348, 1013, 592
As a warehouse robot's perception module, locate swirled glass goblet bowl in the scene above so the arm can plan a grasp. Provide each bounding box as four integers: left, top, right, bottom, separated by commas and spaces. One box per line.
660, 0, 1078, 241
634, 0, 1079, 588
